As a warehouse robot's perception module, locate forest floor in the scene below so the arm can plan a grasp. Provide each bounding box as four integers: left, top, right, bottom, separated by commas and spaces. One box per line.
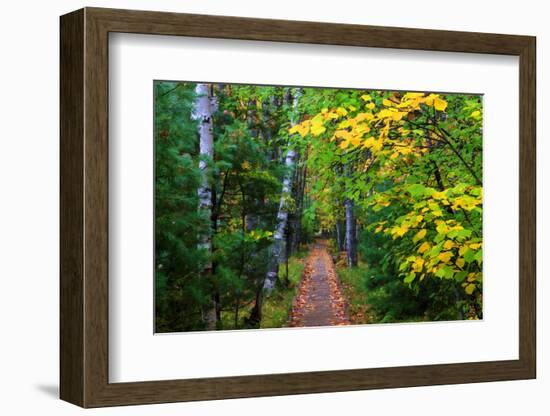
289, 241, 351, 327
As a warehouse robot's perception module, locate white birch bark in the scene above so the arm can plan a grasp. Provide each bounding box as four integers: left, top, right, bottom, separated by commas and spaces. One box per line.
263, 88, 302, 292
345, 198, 358, 267
193, 83, 217, 329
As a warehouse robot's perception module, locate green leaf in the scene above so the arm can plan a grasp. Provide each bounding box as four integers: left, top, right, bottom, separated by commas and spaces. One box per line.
463, 248, 476, 263
454, 270, 468, 282
456, 229, 473, 239
436, 265, 454, 279
413, 229, 427, 243
429, 243, 443, 257
474, 250, 483, 265
407, 184, 427, 198
404, 273, 416, 283
434, 233, 445, 243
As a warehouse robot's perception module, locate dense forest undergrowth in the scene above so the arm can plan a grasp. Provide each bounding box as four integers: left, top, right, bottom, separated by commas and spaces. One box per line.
155, 81, 483, 333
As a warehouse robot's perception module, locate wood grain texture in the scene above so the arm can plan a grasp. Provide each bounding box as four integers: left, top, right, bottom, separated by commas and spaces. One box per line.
59, 7, 537, 408
83, 10, 110, 406
59, 8, 84, 407
518, 38, 537, 375
89, 7, 532, 54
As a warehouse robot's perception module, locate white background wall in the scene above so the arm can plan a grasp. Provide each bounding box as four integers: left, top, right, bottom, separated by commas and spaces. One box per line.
0, 0, 546, 414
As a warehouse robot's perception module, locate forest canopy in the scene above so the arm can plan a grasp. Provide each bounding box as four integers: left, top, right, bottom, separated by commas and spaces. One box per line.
154, 81, 483, 333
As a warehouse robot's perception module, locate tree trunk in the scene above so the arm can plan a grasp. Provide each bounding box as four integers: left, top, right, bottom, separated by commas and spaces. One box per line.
244, 99, 261, 232
263, 88, 302, 292
336, 219, 345, 252
291, 151, 308, 254
345, 198, 358, 267
193, 83, 217, 330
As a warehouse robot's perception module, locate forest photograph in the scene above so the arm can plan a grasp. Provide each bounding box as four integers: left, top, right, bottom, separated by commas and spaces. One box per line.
154, 81, 483, 333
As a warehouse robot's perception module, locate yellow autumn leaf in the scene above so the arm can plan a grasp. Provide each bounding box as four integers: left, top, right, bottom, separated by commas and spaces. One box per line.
393, 224, 409, 237
311, 113, 325, 124
438, 251, 453, 263
414, 229, 427, 241
336, 107, 348, 116
355, 123, 371, 134
431, 191, 447, 201
469, 243, 482, 250
363, 137, 383, 152
350, 136, 362, 147
465, 283, 476, 295
361, 94, 372, 102
288, 125, 300, 134
403, 92, 425, 100
372, 138, 384, 152
434, 97, 448, 111
424, 95, 435, 106
392, 111, 405, 121
355, 113, 367, 122
456, 258, 465, 268
443, 240, 455, 250
338, 120, 351, 129
335, 130, 351, 140
356, 112, 374, 122
289, 120, 310, 137
310, 124, 326, 136
362, 136, 375, 149
377, 109, 396, 119
418, 242, 430, 253
339, 139, 352, 150
412, 257, 424, 272
366, 102, 375, 110
383, 99, 394, 107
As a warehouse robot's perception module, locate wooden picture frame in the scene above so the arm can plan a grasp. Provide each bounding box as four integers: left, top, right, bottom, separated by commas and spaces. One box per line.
60, 7, 536, 408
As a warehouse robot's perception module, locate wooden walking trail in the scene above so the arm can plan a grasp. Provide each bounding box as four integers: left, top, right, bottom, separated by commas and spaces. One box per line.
289, 241, 351, 327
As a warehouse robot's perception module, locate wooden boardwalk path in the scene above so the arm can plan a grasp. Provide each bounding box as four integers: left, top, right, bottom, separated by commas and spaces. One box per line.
289, 241, 350, 327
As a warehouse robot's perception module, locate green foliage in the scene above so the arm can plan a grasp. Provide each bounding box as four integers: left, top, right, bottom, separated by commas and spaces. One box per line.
155, 81, 483, 332
154, 82, 209, 332
155, 82, 310, 332
260, 252, 306, 329
291, 90, 483, 320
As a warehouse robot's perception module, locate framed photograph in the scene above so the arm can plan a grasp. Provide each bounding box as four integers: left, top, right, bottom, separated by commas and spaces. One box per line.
60, 7, 536, 408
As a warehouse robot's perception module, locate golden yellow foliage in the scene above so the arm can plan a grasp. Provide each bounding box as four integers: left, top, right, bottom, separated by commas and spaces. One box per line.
438, 251, 453, 263
443, 240, 455, 250
418, 242, 430, 254
414, 229, 427, 241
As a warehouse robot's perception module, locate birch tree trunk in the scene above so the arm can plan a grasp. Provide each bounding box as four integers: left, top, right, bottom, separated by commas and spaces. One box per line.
290, 149, 308, 255
263, 88, 302, 292
193, 83, 217, 330
345, 198, 358, 267
244, 99, 262, 231
336, 219, 345, 252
